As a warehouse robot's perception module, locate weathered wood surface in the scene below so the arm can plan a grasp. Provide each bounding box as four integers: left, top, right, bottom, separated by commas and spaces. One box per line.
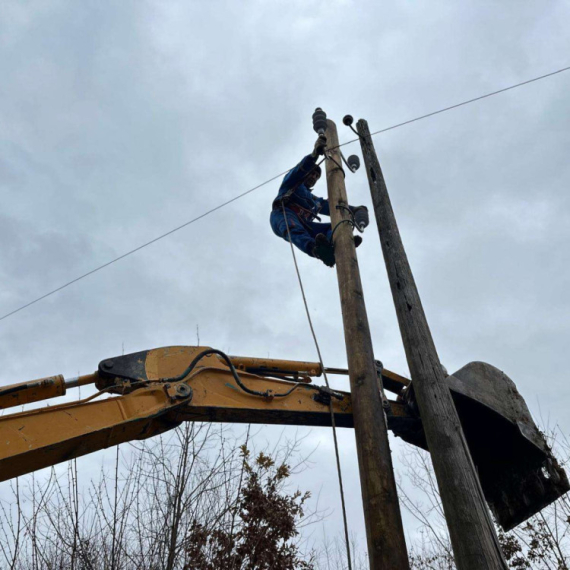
356, 118, 507, 569
325, 119, 410, 569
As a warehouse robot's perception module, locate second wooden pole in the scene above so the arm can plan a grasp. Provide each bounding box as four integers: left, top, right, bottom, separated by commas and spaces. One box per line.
356, 118, 507, 569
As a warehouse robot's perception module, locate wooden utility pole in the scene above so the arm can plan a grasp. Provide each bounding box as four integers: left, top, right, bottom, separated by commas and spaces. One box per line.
324, 118, 410, 569
356, 118, 507, 569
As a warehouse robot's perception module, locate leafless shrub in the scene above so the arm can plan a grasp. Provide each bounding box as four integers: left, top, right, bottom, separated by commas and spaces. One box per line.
0, 423, 320, 570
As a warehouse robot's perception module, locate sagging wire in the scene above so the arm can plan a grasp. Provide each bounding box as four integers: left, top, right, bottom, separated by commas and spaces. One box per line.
329, 203, 361, 245
329, 219, 355, 244
324, 151, 345, 177
322, 150, 364, 251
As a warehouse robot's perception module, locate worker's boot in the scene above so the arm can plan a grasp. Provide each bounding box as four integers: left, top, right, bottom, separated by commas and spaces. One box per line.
313, 234, 336, 267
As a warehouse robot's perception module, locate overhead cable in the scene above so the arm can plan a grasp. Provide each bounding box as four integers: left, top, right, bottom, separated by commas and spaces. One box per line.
0, 171, 289, 322
1, 64, 569, 322
337, 64, 570, 148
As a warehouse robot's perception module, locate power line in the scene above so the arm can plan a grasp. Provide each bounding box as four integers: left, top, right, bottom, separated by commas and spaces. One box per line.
2, 64, 569, 323
338, 65, 570, 147
0, 170, 290, 322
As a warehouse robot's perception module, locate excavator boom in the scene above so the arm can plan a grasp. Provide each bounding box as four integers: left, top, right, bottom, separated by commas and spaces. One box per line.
0, 346, 410, 482
0, 345, 567, 531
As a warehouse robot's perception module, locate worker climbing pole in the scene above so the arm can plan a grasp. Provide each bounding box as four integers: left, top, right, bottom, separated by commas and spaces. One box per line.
272, 108, 410, 568
269, 111, 369, 267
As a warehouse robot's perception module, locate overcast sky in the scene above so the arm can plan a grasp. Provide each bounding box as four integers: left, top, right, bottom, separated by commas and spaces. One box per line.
1, 0, 570, 558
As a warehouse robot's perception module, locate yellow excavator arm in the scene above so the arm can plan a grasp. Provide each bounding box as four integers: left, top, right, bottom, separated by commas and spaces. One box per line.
0, 345, 411, 483
1, 344, 568, 532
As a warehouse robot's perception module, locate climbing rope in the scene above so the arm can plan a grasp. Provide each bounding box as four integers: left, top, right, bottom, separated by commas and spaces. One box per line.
280, 199, 353, 570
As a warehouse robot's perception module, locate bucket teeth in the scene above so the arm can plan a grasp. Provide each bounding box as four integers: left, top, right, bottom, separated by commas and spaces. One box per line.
491, 457, 569, 531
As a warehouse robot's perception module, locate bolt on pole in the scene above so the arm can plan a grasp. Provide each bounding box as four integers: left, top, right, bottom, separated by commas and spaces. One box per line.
355, 118, 508, 569
323, 117, 410, 569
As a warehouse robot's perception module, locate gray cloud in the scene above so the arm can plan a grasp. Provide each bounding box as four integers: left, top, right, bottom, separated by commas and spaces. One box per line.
1, 0, 569, 554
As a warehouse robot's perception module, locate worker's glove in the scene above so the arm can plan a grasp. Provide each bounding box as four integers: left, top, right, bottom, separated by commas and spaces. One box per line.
351, 205, 369, 232
312, 135, 327, 158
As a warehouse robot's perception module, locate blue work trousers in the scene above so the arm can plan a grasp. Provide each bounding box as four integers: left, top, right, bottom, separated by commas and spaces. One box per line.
270, 208, 332, 257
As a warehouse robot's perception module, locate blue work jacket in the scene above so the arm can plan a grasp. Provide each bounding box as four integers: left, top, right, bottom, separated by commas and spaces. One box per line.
272, 155, 330, 220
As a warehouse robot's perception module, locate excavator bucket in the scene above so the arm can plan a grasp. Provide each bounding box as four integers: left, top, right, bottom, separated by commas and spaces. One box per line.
393, 361, 569, 531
